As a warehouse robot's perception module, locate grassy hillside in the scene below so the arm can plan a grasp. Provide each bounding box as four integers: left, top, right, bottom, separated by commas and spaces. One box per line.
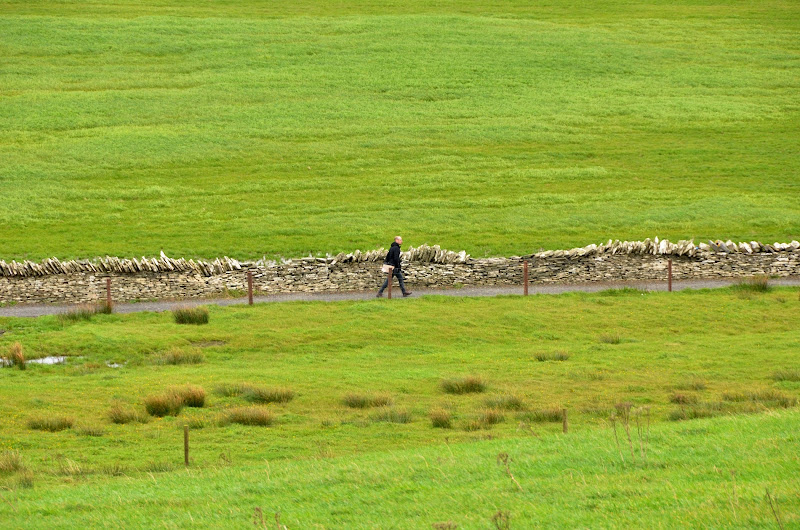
1, 1, 799, 260
0, 288, 798, 525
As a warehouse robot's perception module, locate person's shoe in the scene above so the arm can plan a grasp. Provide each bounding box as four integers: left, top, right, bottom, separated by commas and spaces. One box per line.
403, 291, 413, 297
376, 292, 384, 298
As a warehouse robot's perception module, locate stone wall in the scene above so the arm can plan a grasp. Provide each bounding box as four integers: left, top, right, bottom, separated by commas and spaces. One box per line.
1, 240, 798, 305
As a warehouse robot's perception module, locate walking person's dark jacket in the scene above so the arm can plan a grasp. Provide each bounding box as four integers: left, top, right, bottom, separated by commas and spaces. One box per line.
385, 242, 402, 270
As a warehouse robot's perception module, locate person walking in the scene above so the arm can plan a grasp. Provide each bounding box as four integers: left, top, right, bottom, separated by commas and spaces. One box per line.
377, 236, 412, 297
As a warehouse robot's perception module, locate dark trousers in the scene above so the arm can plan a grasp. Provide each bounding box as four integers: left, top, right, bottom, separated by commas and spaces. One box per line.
378, 269, 407, 295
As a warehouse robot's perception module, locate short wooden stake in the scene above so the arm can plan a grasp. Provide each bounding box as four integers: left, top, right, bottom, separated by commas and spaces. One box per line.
523, 260, 529, 296
668, 259, 673, 292
184, 425, 189, 466
562, 409, 568, 434
387, 269, 393, 299
247, 271, 254, 305
105, 277, 112, 308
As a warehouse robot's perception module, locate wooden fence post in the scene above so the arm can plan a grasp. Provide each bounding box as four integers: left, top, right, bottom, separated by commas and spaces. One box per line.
668, 259, 673, 292
387, 269, 393, 299
523, 260, 529, 296
106, 277, 112, 308
184, 425, 189, 466
562, 409, 568, 434
247, 271, 254, 305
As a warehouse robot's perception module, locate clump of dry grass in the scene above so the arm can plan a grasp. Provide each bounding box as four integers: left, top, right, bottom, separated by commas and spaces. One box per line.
772, 370, 800, 382
108, 403, 148, 424
731, 276, 770, 293
173, 385, 206, 408
172, 306, 209, 325
599, 334, 622, 344
76, 424, 105, 437
369, 407, 412, 424
485, 395, 525, 411
153, 348, 205, 365
27, 416, 74, 432
463, 419, 485, 431
518, 408, 565, 423
535, 351, 570, 362
668, 405, 721, 421
440, 376, 486, 395
479, 408, 505, 425
242, 385, 295, 404
144, 393, 184, 417
342, 392, 392, 409
0, 450, 25, 474
669, 392, 699, 405
101, 463, 128, 476
6, 342, 26, 370
223, 406, 274, 426
15, 470, 34, 489
674, 379, 707, 391
58, 302, 113, 324
429, 408, 452, 428
722, 389, 796, 408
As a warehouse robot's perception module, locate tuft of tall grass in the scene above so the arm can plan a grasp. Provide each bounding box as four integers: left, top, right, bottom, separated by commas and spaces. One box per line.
101, 463, 128, 476
58, 302, 113, 324
669, 392, 699, 405
722, 389, 796, 408
242, 385, 295, 405
479, 408, 505, 425
223, 406, 274, 426
76, 424, 105, 437
342, 392, 392, 409
144, 393, 184, 417
369, 407, 412, 424
668, 406, 720, 421
772, 370, 800, 382
463, 419, 485, 432
675, 379, 707, 391
153, 348, 204, 365
429, 408, 452, 429
440, 376, 486, 395
0, 450, 25, 474
27, 416, 74, 432
731, 276, 770, 293
15, 470, 34, 489
485, 395, 525, 411
535, 351, 570, 362
173, 385, 206, 408
7, 342, 26, 370
214, 383, 244, 397
599, 334, 622, 344
172, 306, 209, 325
518, 408, 565, 423
58, 306, 95, 323
108, 403, 148, 424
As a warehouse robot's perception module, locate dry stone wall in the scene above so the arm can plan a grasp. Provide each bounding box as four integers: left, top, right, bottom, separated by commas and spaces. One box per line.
1, 239, 798, 305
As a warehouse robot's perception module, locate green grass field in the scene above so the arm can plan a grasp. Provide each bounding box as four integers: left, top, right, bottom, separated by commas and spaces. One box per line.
1, 288, 799, 526
2, 1, 799, 260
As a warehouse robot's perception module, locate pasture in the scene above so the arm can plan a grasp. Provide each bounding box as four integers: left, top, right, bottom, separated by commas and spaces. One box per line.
1, 287, 799, 526
1, 1, 799, 260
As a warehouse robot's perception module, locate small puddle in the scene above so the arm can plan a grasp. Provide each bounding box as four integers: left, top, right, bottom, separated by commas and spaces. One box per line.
31, 356, 67, 365
1, 355, 68, 366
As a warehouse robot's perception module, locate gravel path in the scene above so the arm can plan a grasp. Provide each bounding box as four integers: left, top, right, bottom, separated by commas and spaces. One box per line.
1, 278, 798, 318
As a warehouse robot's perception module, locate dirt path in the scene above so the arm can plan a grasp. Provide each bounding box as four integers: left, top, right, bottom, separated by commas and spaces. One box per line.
1, 278, 798, 318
